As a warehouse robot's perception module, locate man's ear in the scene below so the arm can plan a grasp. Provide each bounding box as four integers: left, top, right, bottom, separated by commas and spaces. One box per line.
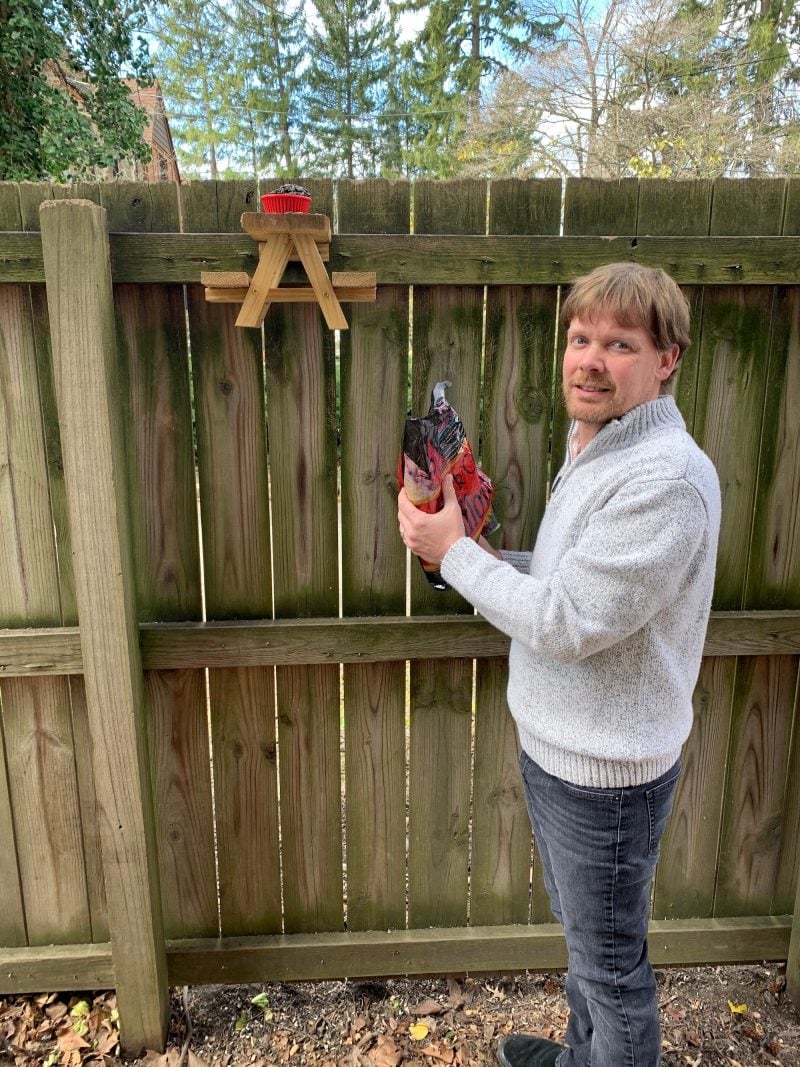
657, 344, 681, 381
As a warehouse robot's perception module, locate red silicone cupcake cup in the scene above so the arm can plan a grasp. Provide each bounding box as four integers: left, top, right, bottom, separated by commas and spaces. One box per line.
260, 193, 312, 214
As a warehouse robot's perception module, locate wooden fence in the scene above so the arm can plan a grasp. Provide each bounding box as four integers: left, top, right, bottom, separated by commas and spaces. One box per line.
1, 177, 799, 1055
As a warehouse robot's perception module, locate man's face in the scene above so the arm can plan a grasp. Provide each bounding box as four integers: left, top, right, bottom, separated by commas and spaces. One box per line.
562, 313, 679, 433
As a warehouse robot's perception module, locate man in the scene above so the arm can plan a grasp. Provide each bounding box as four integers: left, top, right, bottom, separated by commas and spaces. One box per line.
397, 263, 721, 1067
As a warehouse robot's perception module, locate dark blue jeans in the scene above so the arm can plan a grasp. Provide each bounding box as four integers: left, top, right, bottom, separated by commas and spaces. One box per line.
519, 750, 681, 1067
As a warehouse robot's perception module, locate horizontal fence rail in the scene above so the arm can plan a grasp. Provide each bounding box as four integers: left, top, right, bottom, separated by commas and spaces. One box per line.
2, 611, 800, 676
2, 232, 800, 284
1, 916, 792, 995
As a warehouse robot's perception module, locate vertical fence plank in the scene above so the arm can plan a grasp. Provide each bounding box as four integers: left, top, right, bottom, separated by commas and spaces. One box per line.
109, 183, 217, 939
744, 178, 800, 921
17, 183, 52, 230
470, 179, 560, 926
714, 656, 799, 916
0, 183, 21, 229
0, 281, 91, 946
0, 188, 28, 947
27, 270, 107, 940
338, 178, 409, 931
408, 179, 486, 928
181, 179, 259, 233
40, 198, 168, 1055
653, 658, 735, 918
636, 179, 733, 922
0, 716, 25, 945
635, 178, 711, 425
690, 180, 789, 919
265, 177, 342, 932
100, 182, 180, 233
187, 273, 281, 936
773, 678, 800, 916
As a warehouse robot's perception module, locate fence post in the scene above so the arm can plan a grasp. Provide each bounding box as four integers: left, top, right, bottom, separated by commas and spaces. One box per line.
38, 199, 169, 1055
788, 871, 800, 1006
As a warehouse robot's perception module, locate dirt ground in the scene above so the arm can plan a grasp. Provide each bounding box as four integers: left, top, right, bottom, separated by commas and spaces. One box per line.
3, 963, 799, 1066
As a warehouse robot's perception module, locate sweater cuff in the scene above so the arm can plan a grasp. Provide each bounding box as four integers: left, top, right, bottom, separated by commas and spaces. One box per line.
440, 536, 490, 594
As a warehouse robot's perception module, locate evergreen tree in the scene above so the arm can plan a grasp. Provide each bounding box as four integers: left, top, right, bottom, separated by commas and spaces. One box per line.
0, 0, 153, 181
374, 7, 412, 176
149, 0, 233, 178
400, 0, 560, 175
304, 0, 390, 178
225, 0, 306, 179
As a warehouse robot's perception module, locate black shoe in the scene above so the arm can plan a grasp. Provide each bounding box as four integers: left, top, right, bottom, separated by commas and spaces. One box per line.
496, 1033, 565, 1067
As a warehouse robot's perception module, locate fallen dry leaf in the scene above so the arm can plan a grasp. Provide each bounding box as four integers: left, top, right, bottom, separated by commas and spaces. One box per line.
411, 1000, 443, 1017
56, 1030, 90, 1052
419, 1043, 454, 1064
371, 1035, 401, 1067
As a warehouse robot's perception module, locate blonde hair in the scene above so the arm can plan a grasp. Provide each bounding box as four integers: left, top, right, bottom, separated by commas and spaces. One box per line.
560, 263, 691, 357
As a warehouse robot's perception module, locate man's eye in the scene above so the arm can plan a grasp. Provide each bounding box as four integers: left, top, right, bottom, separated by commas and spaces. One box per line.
611, 341, 630, 350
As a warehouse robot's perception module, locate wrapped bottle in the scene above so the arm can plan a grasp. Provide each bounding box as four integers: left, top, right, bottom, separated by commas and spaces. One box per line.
398, 381, 499, 590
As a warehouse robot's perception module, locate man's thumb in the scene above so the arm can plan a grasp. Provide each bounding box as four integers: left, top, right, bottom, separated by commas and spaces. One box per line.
443, 474, 458, 505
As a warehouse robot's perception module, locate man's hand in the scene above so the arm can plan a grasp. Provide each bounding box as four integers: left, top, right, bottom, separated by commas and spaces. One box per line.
398, 475, 466, 565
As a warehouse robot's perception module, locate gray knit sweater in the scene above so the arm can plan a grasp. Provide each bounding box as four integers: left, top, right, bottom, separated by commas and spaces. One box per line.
440, 396, 721, 788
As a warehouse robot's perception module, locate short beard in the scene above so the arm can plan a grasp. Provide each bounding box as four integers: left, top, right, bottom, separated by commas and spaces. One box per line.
562, 377, 616, 423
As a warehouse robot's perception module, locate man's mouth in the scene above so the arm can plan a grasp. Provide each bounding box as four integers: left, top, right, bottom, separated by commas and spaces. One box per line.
572, 381, 611, 394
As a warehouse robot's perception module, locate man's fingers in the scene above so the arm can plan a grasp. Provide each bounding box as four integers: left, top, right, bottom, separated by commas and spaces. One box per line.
398, 490, 417, 523
442, 474, 457, 505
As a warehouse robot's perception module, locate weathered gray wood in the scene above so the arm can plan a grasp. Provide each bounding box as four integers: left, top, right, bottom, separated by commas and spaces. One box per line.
164, 915, 791, 985
2, 677, 91, 943
180, 180, 259, 232
338, 177, 408, 931
265, 179, 343, 933
408, 180, 485, 928
635, 179, 712, 427
6, 232, 800, 284
188, 285, 281, 936
38, 199, 168, 1055
0, 281, 91, 945
66, 680, 108, 941
471, 658, 531, 925
488, 178, 561, 237
18, 183, 53, 230
99, 182, 180, 233
0, 913, 787, 996
640, 179, 717, 921
654, 658, 736, 918
0, 942, 114, 994
0, 716, 25, 945
3, 609, 800, 676
338, 179, 410, 233
788, 693, 800, 1002
774, 680, 800, 916
563, 178, 639, 235
470, 180, 561, 927
112, 180, 216, 942
714, 655, 799, 916
0, 183, 22, 230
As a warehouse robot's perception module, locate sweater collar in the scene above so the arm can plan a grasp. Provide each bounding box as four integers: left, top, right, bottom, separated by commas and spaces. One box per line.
568, 395, 686, 464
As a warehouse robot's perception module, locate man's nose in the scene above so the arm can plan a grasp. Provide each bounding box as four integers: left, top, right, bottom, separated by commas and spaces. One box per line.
579, 343, 605, 370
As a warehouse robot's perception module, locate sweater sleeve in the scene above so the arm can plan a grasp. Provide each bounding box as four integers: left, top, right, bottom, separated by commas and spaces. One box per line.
440, 477, 710, 663
500, 549, 533, 574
